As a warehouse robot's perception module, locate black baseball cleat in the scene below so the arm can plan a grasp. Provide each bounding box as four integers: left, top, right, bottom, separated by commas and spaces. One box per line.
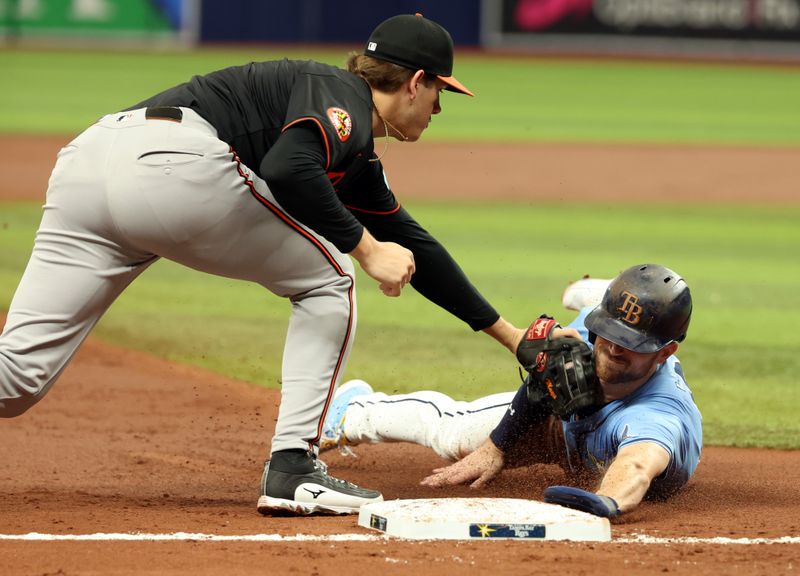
257, 449, 382, 515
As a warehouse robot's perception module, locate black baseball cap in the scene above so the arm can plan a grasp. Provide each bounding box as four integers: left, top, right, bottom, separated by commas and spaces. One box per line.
365, 13, 473, 96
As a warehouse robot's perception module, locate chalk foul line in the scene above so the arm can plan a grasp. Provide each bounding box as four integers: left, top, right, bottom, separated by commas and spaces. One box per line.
617, 534, 800, 545
0, 532, 798, 544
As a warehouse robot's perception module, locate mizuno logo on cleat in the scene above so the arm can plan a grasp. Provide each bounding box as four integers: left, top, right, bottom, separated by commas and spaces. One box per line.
304, 487, 326, 499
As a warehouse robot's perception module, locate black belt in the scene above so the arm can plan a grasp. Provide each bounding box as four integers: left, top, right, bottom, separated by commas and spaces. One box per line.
145, 106, 182, 122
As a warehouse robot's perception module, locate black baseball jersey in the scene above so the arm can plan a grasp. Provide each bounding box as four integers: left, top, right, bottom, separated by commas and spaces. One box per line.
131, 59, 371, 177
130, 59, 498, 331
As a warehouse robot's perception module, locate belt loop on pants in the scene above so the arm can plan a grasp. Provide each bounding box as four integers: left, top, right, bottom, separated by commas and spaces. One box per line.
145, 106, 183, 122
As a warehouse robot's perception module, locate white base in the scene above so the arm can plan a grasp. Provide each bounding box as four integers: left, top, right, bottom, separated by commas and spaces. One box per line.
358, 498, 611, 541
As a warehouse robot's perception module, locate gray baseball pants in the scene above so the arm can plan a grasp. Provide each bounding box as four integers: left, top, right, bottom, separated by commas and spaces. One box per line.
0, 107, 356, 454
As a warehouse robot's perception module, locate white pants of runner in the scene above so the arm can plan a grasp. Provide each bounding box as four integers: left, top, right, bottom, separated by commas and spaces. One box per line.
0, 107, 355, 455
342, 390, 515, 461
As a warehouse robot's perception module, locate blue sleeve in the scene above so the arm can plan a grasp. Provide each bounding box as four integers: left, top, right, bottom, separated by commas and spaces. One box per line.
567, 307, 594, 342
612, 394, 702, 498
615, 403, 684, 457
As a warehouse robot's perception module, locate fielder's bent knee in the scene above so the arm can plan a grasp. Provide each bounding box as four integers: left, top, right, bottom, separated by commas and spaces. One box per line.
0, 360, 52, 417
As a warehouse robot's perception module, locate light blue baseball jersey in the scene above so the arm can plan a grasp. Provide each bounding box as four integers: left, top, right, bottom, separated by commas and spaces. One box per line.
562, 307, 703, 498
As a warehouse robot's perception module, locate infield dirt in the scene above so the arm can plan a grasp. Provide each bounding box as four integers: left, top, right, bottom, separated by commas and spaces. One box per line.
0, 135, 798, 574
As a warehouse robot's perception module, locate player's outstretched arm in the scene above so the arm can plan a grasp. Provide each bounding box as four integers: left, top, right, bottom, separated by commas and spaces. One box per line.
482, 318, 525, 354
546, 442, 670, 517
420, 438, 505, 489
595, 442, 670, 513
483, 318, 583, 355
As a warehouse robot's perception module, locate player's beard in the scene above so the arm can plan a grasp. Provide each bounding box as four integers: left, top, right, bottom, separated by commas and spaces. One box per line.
595, 347, 652, 386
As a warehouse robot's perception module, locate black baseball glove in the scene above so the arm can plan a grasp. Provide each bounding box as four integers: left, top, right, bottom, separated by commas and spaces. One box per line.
516, 315, 603, 419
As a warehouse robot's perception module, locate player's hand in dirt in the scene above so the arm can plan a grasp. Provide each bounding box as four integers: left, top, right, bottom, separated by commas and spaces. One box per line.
351, 230, 415, 297
420, 438, 505, 489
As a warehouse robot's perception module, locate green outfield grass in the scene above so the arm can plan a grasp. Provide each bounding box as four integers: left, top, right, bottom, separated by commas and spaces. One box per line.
1, 201, 798, 449
1, 47, 800, 144
1, 48, 798, 450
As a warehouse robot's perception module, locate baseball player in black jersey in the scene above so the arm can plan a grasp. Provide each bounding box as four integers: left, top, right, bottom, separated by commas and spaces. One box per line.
0, 14, 527, 515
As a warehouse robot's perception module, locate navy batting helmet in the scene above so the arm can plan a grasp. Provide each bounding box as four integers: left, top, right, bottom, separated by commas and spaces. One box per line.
584, 264, 692, 353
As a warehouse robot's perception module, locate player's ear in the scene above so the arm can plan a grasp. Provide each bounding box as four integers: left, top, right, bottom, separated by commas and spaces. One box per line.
657, 342, 679, 363
409, 70, 426, 100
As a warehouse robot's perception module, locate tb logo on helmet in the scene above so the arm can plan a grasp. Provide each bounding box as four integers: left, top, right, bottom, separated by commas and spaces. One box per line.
616, 291, 643, 325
